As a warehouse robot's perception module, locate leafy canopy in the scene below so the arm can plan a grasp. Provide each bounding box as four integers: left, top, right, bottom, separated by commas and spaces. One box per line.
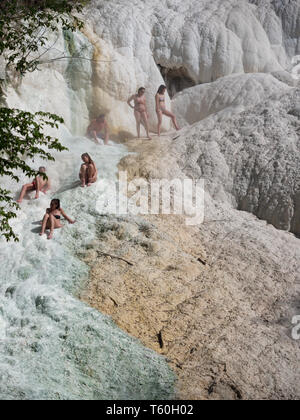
0, 0, 86, 75
0, 0, 88, 241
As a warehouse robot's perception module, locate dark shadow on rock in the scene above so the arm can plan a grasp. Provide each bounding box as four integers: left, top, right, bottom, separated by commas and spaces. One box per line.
56, 181, 81, 194
31, 227, 42, 234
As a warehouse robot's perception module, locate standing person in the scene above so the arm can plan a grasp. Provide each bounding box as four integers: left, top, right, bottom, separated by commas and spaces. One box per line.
39, 199, 75, 240
86, 114, 109, 145
17, 167, 51, 204
127, 87, 152, 140
79, 153, 98, 188
155, 85, 180, 137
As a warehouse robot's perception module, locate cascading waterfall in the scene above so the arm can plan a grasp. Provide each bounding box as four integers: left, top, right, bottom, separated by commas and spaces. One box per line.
0, 30, 175, 400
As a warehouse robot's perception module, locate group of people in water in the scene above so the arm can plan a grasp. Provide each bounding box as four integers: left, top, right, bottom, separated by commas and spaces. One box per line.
16, 85, 179, 239
17, 153, 97, 239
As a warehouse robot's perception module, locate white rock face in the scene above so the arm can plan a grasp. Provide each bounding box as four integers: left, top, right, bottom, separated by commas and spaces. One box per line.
82, 0, 291, 134
4, 0, 298, 138
88, 0, 284, 81
171, 87, 300, 235
172, 73, 291, 126
249, 0, 300, 58
106, 133, 300, 399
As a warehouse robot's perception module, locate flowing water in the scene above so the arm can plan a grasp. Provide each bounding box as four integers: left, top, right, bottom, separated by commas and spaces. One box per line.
0, 26, 175, 399
0, 129, 175, 400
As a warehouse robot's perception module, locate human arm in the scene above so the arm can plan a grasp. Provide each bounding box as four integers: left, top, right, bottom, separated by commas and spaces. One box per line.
127, 95, 135, 109
92, 130, 100, 143
87, 120, 99, 142
60, 209, 75, 224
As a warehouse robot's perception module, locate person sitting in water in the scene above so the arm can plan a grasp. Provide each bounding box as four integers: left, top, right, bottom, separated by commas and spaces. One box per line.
86, 114, 109, 145
17, 166, 51, 204
40, 199, 75, 240
79, 153, 98, 188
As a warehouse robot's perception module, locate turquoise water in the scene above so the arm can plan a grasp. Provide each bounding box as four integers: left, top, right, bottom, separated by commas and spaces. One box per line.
0, 133, 175, 400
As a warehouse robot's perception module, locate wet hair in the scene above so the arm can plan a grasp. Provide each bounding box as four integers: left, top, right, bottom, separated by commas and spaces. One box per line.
39, 166, 46, 173
138, 87, 145, 94
81, 153, 94, 165
157, 85, 167, 94
96, 114, 105, 121
51, 199, 60, 210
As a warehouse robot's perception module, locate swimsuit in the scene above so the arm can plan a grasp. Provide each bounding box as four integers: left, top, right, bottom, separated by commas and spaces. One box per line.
134, 95, 146, 113
157, 95, 166, 111
46, 208, 61, 219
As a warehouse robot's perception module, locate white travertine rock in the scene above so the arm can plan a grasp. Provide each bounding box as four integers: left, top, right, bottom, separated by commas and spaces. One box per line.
104, 134, 300, 400
271, 70, 299, 87
247, 0, 289, 67
81, 0, 289, 134
86, 0, 284, 82
82, 25, 171, 136
172, 73, 291, 126
4, 0, 298, 138
249, 0, 300, 58
171, 87, 300, 235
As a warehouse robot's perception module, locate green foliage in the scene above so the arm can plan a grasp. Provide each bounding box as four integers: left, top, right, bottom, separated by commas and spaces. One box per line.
0, 0, 89, 241
0, 0, 86, 74
0, 109, 67, 241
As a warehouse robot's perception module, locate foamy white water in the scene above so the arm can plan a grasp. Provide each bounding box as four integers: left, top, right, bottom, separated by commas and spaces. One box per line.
0, 131, 175, 400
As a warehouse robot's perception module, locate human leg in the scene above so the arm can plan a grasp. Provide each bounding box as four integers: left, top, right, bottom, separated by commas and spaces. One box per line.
162, 109, 180, 131
40, 213, 49, 236
79, 165, 88, 187
141, 112, 152, 140
157, 111, 163, 137
17, 183, 34, 203
134, 110, 141, 138
87, 164, 97, 186
47, 214, 55, 239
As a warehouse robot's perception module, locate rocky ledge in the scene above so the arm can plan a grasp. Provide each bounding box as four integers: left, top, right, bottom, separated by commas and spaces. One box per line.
79, 134, 300, 400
